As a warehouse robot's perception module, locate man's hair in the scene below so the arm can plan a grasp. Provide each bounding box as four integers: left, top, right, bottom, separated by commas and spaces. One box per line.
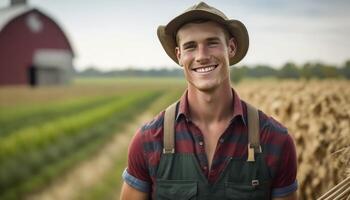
175, 19, 232, 46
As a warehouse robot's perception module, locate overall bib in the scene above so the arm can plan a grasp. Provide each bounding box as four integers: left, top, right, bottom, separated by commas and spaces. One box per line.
156, 102, 272, 200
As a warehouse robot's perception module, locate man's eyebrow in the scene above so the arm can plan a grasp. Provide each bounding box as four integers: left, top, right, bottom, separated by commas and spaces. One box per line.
206, 37, 221, 42
181, 37, 221, 48
182, 41, 196, 48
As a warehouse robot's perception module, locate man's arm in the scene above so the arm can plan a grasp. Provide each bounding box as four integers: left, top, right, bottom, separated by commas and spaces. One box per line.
120, 182, 149, 200
268, 123, 298, 199
120, 126, 153, 200
272, 191, 298, 200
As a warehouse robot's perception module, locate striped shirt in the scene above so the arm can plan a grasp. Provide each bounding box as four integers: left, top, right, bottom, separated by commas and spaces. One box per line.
123, 89, 298, 198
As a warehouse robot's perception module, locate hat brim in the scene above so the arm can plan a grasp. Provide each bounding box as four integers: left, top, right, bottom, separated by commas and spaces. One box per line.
157, 10, 249, 66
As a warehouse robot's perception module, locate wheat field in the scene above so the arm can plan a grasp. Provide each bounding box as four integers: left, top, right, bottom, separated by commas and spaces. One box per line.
236, 79, 350, 199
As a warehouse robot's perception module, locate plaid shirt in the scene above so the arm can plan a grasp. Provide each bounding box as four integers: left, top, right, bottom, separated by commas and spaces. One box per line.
123, 89, 298, 198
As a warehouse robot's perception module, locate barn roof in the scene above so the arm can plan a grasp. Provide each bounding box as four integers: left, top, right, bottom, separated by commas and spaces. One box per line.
0, 5, 33, 31
0, 4, 75, 56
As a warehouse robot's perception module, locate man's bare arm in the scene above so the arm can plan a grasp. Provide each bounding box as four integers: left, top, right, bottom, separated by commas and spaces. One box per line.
120, 182, 149, 200
272, 191, 298, 200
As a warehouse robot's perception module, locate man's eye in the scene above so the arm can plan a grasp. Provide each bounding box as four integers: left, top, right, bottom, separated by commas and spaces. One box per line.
208, 41, 219, 46
184, 45, 195, 50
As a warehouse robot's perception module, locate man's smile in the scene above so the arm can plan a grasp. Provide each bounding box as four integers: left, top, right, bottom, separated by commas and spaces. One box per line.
192, 64, 218, 73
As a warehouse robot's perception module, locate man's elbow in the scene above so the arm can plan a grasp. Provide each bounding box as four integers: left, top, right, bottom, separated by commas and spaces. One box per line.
120, 182, 149, 200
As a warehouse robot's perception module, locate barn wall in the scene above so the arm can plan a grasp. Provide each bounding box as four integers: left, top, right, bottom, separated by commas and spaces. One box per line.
0, 9, 74, 85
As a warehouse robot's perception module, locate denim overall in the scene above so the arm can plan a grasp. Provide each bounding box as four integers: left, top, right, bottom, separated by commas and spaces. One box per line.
155, 102, 271, 200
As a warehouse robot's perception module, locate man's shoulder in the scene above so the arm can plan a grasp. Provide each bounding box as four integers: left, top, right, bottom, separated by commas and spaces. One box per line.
254, 106, 295, 149
241, 100, 288, 136
257, 108, 288, 136
132, 111, 165, 157
137, 110, 165, 139
256, 107, 296, 157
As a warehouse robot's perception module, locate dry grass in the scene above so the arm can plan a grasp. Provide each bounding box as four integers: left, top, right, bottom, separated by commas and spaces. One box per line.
0, 77, 186, 107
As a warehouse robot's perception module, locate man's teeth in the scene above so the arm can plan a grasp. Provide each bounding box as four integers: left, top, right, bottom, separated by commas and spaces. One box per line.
195, 65, 216, 73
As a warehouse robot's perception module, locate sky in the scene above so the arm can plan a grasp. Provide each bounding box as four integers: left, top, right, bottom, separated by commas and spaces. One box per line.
1, 0, 350, 71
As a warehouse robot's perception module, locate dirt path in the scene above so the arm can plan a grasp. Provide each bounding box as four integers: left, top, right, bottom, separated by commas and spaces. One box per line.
25, 112, 153, 200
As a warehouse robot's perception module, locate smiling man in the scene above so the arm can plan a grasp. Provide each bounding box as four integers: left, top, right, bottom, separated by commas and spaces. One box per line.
120, 2, 298, 200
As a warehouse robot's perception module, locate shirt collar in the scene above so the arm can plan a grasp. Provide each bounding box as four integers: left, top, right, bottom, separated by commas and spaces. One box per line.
176, 88, 246, 125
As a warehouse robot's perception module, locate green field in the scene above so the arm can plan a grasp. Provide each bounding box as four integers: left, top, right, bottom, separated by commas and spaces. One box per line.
0, 77, 185, 200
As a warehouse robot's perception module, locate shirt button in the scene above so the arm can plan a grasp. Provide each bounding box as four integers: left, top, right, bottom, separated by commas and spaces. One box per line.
219, 138, 225, 143
199, 141, 204, 146
203, 166, 208, 170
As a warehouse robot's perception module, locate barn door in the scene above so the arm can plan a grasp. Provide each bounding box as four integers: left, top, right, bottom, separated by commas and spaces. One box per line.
27, 65, 37, 86
33, 49, 73, 85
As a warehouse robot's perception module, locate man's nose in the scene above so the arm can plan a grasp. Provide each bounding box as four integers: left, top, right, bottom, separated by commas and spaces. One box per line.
195, 45, 210, 63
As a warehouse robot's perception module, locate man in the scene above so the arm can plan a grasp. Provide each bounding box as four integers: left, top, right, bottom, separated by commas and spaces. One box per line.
120, 2, 298, 200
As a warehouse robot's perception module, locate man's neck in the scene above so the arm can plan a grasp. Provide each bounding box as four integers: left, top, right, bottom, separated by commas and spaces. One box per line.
187, 83, 234, 124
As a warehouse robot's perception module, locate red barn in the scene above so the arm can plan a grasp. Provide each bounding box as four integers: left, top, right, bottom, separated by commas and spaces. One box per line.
0, 0, 74, 86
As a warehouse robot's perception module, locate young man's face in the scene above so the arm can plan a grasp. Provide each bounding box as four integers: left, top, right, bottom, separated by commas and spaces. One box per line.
176, 21, 236, 92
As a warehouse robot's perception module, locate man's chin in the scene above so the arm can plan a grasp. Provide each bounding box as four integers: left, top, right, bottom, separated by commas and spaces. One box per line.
191, 82, 219, 93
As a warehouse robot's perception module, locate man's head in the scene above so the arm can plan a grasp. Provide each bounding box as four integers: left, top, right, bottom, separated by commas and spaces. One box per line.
175, 20, 237, 91
157, 1, 249, 67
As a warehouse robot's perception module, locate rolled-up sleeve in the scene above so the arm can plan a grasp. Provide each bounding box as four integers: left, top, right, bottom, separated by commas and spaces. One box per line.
272, 180, 298, 197
122, 128, 152, 192
122, 168, 151, 193
271, 134, 298, 197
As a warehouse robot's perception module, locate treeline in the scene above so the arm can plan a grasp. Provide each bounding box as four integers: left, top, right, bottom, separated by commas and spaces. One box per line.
76, 60, 350, 82
230, 60, 350, 82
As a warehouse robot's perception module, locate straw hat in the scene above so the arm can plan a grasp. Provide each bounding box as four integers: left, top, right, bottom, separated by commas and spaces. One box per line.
157, 2, 249, 66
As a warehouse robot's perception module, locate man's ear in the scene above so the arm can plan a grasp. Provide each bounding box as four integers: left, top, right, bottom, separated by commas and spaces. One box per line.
175, 47, 182, 66
228, 38, 237, 58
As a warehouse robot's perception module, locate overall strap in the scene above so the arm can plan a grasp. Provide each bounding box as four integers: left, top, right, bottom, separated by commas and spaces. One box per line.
246, 103, 262, 162
163, 101, 262, 161
163, 102, 177, 154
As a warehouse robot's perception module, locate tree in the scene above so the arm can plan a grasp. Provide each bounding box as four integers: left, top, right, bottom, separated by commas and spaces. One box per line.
278, 62, 300, 79
341, 60, 350, 79
321, 65, 339, 78
250, 65, 278, 78
79, 67, 102, 77
301, 63, 313, 80
230, 66, 248, 83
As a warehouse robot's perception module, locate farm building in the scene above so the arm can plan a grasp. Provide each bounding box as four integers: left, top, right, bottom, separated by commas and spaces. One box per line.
0, 0, 74, 86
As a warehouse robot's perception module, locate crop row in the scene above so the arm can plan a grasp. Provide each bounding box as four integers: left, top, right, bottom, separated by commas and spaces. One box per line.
0, 94, 123, 137
73, 89, 184, 200
0, 90, 162, 199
